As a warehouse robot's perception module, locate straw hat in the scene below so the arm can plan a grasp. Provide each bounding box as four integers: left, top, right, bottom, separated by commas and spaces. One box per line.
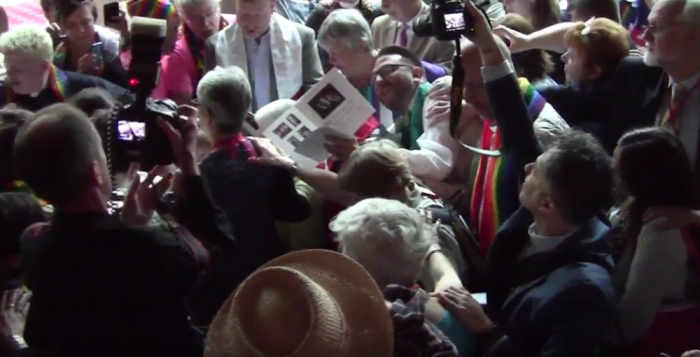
205, 250, 394, 357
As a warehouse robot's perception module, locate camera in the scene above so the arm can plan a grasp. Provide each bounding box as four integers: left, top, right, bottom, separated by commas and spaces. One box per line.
110, 17, 181, 169
413, 0, 490, 41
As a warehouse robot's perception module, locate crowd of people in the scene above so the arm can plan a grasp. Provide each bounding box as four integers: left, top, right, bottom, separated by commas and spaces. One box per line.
0, 0, 700, 355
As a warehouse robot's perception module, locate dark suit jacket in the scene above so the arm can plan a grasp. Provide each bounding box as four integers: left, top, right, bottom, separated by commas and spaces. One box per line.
484, 208, 616, 357
536, 56, 664, 153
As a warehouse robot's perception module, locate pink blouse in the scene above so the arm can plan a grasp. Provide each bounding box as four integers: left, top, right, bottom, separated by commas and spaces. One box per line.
160, 14, 236, 98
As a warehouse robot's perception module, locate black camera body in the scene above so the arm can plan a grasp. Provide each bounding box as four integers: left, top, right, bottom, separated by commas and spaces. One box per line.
413, 0, 490, 41
109, 17, 181, 169
111, 98, 180, 168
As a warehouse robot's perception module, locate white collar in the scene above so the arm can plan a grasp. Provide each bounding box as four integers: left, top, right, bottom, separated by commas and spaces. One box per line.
338, 0, 360, 8
526, 223, 574, 254
669, 70, 700, 89
30, 92, 40, 98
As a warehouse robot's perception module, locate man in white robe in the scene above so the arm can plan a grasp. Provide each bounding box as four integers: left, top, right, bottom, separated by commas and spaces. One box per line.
204, 0, 323, 111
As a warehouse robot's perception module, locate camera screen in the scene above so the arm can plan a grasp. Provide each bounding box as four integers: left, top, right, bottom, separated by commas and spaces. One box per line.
444, 12, 466, 32
117, 120, 146, 141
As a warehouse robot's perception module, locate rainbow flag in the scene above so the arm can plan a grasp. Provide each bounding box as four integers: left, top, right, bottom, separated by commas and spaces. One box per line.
470, 78, 547, 255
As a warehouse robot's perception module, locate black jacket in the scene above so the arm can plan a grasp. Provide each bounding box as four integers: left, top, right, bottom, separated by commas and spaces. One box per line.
20, 176, 235, 357
193, 139, 311, 326
0, 69, 134, 112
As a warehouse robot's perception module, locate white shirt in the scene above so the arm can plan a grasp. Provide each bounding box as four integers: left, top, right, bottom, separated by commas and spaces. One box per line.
381, 82, 455, 181
518, 223, 574, 260
657, 70, 700, 165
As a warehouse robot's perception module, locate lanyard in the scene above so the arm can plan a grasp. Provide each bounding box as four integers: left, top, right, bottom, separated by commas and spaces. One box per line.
211, 134, 257, 158
667, 76, 700, 128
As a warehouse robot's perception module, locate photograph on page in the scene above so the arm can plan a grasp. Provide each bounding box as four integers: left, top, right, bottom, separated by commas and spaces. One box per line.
295, 69, 375, 136
261, 108, 320, 169
294, 126, 356, 162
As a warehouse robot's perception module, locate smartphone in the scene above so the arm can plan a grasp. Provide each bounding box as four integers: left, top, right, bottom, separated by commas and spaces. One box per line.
90, 42, 102, 68
103, 2, 121, 23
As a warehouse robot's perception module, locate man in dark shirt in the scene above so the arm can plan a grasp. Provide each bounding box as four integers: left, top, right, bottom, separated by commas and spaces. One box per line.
193, 66, 311, 326
12, 103, 235, 357
0, 24, 133, 111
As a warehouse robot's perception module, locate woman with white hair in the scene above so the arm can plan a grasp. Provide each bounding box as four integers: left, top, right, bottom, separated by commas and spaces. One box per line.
332, 198, 476, 357
160, 0, 234, 105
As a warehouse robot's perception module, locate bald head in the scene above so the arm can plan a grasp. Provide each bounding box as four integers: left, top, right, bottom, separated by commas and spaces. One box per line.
459, 36, 512, 117
14, 103, 104, 205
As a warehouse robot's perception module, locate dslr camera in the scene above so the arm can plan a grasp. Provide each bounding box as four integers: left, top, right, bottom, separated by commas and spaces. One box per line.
110, 17, 181, 168
413, 0, 491, 41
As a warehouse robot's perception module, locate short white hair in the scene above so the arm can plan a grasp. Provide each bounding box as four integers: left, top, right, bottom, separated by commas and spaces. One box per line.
176, 0, 219, 11
331, 198, 437, 288
254, 99, 295, 133
0, 24, 53, 62
318, 9, 373, 52
197, 66, 251, 133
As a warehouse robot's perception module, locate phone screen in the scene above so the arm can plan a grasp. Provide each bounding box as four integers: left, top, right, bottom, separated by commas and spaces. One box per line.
117, 120, 146, 142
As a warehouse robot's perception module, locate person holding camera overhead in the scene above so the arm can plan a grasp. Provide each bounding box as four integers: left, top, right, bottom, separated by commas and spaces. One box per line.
0, 25, 133, 112
52, 0, 131, 88
10, 103, 236, 357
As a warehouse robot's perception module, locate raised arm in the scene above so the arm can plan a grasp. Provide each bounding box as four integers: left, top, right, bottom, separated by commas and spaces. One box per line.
496, 22, 579, 54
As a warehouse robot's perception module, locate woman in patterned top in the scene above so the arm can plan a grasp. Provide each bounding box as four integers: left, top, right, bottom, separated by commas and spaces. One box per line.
53, 0, 130, 88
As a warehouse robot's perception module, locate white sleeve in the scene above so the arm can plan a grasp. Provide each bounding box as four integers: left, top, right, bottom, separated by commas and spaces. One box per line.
399, 95, 457, 180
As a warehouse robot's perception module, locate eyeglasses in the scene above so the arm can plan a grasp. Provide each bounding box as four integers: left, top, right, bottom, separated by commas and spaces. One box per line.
370, 64, 414, 84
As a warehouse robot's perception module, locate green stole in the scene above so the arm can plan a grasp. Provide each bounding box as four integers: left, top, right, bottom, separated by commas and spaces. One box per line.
396, 82, 432, 150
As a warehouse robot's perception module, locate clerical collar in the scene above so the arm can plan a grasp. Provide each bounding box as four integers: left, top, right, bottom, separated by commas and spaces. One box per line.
339, 0, 360, 8
30, 91, 40, 98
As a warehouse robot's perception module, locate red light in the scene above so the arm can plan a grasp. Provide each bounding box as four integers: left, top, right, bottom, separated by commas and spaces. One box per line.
129, 78, 139, 87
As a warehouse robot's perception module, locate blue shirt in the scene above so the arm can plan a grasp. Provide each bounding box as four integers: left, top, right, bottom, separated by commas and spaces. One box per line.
244, 33, 272, 111
275, 0, 317, 24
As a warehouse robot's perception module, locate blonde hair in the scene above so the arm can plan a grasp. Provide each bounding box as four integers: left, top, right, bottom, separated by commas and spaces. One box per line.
0, 24, 54, 62
337, 139, 412, 198
564, 18, 629, 76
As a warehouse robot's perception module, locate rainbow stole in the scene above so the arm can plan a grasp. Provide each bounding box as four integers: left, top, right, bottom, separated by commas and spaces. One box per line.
470, 78, 546, 255
127, 0, 176, 19
6, 65, 68, 105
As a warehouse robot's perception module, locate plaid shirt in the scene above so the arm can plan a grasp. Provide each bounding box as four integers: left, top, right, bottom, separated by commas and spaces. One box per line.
384, 285, 459, 357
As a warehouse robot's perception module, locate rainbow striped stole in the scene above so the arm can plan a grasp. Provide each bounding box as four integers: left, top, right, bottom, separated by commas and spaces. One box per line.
127, 0, 176, 19
469, 78, 547, 255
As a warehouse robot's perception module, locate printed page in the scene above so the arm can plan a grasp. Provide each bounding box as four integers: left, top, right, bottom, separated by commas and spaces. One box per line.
295, 69, 375, 135
261, 69, 375, 163
261, 107, 319, 169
